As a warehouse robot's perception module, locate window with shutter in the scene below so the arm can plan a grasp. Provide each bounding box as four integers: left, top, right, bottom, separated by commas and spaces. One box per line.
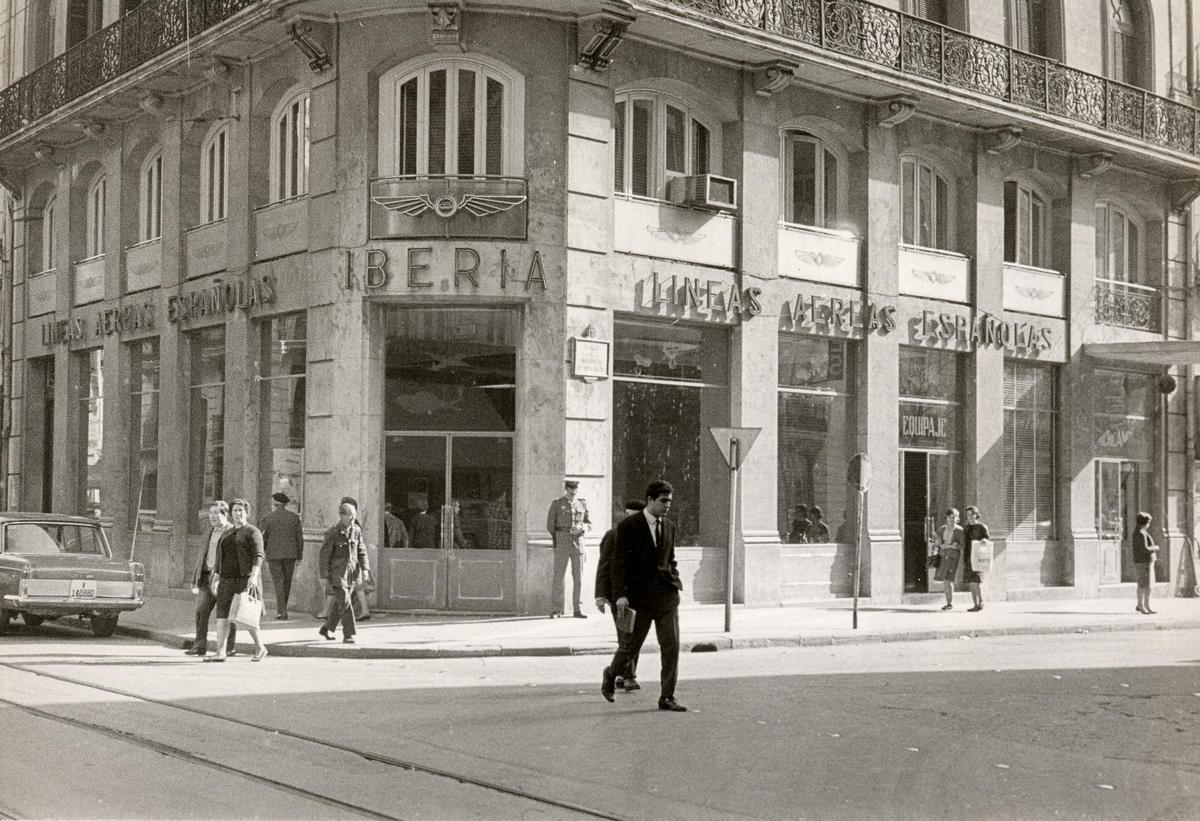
86, 175, 106, 258
41, 195, 56, 272
1004, 361, 1057, 539
201, 126, 228, 224
901, 157, 953, 251
270, 90, 310, 202
905, 0, 947, 24
140, 152, 163, 242
614, 90, 720, 200
1004, 180, 1050, 267
782, 131, 844, 229
1096, 203, 1146, 286
1105, 0, 1143, 87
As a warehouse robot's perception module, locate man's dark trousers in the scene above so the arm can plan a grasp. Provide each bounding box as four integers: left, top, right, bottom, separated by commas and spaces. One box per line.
268, 558, 296, 614
322, 585, 357, 638
194, 571, 236, 653
608, 593, 679, 699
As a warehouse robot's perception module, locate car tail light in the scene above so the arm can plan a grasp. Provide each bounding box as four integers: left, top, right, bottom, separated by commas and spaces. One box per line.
130, 562, 145, 598
17, 565, 32, 596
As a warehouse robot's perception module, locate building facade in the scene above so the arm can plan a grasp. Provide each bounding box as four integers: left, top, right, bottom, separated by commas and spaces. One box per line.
0, 0, 1197, 613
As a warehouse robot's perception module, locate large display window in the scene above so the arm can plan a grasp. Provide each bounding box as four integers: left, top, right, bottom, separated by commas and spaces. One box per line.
612, 317, 729, 547
188, 327, 225, 533
777, 335, 857, 544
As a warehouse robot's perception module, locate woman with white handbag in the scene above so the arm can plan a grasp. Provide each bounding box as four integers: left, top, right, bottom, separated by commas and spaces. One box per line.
206, 498, 269, 662
962, 505, 992, 613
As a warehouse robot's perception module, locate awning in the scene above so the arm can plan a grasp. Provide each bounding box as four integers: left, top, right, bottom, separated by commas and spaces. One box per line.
1083, 340, 1200, 365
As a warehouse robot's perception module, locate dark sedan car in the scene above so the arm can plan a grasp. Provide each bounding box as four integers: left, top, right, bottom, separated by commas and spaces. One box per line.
0, 513, 145, 637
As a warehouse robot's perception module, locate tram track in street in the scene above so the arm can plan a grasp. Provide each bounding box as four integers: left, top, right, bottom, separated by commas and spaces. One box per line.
0, 658, 622, 820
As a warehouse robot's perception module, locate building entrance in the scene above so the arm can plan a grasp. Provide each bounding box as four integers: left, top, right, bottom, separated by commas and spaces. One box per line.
901, 450, 956, 592
377, 433, 514, 610
1096, 459, 1147, 584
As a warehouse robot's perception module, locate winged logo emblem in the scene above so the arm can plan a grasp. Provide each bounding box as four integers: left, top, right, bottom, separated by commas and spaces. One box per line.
373, 193, 527, 219
911, 269, 955, 285
1015, 285, 1052, 301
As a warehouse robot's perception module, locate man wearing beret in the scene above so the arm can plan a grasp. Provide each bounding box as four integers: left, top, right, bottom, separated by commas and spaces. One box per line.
260, 491, 304, 620
546, 479, 590, 618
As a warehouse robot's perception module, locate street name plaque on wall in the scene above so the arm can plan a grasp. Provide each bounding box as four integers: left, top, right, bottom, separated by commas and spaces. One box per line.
571, 337, 610, 380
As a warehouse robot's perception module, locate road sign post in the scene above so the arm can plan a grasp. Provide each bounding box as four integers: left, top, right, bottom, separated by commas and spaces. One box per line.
846, 453, 871, 630
709, 427, 761, 633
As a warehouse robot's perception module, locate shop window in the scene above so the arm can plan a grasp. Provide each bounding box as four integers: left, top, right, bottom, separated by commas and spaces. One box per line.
270, 89, 310, 202
40, 194, 56, 272
200, 125, 228, 224
901, 156, 953, 252
783, 132, 841, 229
188, 327, 225, 533
86, 174, 106, 258
75, 348, 104, 517
612, 318, 730, 547
1093, 369, 1155, 583
259, 313, 306, 512
1003, 361, 1057, 539
378, 57, 520, 177
777, 335, 857, 544
139, 151, 162, 242
614, 91, 719, 200
1004, 180, 1049, 268
128, 339, 159, 532
1095, 202, 1148, 285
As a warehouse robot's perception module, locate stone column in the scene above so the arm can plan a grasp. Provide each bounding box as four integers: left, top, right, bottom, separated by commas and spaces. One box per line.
861, 120, 902, 602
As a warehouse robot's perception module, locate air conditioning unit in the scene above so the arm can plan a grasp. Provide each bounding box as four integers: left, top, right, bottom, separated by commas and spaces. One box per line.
667, 174, 738, 212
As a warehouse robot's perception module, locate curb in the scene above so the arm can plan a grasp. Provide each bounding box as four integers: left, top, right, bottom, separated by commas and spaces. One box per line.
117, 618, 1200, 660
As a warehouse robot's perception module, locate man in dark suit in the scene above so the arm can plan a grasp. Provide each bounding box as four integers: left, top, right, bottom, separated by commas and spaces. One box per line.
261, 491, 304, 620
595, 499, 646, 691
601, 480, 687, 712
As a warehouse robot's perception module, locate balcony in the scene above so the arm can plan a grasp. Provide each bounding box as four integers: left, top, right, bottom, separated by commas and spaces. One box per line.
0, 0, 258, 142
1094, 279, 1161, 333
653, 0, 1199, 161
369, 176, 529, 241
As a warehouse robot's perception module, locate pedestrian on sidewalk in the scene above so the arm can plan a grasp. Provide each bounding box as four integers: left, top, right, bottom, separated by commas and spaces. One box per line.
207, 499, 268, 662
595, 499, 646, 692
962, 505, 990, 613
934, 508, 964, 610
601, 480, 687, 712
260, 491, 303, 621
546, 479, 591, 618
186, 500, 237, 657
1133, 512, 1160, 615
319, 499, 369, 644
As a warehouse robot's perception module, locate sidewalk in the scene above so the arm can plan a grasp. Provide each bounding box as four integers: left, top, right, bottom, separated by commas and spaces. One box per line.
116, 594, 1200, 659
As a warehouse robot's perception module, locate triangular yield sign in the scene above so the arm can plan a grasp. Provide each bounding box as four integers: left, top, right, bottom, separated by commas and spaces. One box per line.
709, 427, 761, 469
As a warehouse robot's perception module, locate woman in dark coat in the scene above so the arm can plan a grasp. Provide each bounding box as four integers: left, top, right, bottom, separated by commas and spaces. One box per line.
1132, 512, 1159, 614
961, 504, 990, 612
207, 498, 268, 662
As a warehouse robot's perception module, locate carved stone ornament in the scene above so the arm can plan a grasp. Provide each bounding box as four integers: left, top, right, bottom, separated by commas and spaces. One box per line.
287, 20, 332, 73
0, 167, 22, 199
1170, 178, 1200, 210
755, 62, 798, 97
1076, 151, 1115, 178
78, 120, 107, 141
876, 95, 918, 128
139, 94, 168, 118
205, 60, 235, 87
984, 126, 1023, 154
32, 142, 54, 161
577, 10, 635, 71
430, 2, 464, 47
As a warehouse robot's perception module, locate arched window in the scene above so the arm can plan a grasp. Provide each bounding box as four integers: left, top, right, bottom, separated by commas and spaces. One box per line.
782, 131, 843, 229
614, 91, 719, 200
1095, 202, 1143, 285
200, 125, 228, 223
270, 89, 310, 202
378, 57, 521, 177
40, 195, 56, 272
1004, 180, 1049, 268
139, 151, 162, 242
1105, 0, 1144, 87
900, 156, 953, 251
86, 175, 106, 258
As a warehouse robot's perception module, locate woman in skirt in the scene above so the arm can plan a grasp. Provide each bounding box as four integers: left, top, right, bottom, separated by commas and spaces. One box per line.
934, 508, 964, 610
962, 505, 990, 612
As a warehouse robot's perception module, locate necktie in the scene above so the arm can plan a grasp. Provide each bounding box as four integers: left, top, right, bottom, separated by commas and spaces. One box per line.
655, 518, 663, 548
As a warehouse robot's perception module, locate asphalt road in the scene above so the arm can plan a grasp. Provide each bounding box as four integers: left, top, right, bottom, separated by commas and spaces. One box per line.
0, 623, 1197, 820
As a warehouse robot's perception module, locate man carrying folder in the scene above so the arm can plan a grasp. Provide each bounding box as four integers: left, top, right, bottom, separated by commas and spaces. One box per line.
595, 499, 646, 692
601, 480, 687, 712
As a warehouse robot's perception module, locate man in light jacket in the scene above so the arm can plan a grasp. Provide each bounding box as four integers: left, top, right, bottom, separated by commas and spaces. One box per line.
186, 500, 236, 657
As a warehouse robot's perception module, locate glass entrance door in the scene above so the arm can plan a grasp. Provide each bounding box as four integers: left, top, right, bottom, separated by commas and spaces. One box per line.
902, 451, 957, 592
378, 433, 513, 610
1096, 459, 1143, 584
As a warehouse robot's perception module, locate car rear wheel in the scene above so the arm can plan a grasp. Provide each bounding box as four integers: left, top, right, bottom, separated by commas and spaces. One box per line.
22, 614, 44, 627
91, 613, 119, 638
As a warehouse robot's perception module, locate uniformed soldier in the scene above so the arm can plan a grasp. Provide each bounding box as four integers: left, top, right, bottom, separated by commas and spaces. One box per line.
546, 479, 591, 618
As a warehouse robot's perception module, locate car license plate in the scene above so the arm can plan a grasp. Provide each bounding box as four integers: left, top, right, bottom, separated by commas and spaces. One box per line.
69, 580, 97, 599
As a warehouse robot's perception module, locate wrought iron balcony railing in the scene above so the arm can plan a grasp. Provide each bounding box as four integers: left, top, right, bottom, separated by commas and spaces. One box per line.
659, 0, 1200, 158
0, 0, 257, 141
1094, 279, 1162, 333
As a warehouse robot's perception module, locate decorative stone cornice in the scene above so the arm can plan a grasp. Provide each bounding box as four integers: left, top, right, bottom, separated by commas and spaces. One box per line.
430, 2, 464, 48
577, 7, 635, 71
1169, 177, 1200, 210
984, 125, 1023, 154
1077, 151, 1116, 178
754, 61, 798, 97
876, 95, 918, 128
0, 166, 22, 199
287, 19, 332, 73
204, 59, 237, 88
